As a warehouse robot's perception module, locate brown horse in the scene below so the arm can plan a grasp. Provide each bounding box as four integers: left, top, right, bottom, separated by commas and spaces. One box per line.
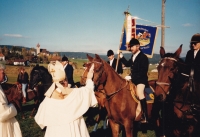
1, 81, 42, 119
80, 54, 157, 137
154, 45, 200, 136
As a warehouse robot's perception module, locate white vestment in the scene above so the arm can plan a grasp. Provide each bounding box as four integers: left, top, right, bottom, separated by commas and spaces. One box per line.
0, 86, 22, 137
35, 79, 97, 137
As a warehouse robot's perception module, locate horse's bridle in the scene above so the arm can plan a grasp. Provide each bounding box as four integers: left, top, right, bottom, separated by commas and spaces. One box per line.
156, 57, 179, 96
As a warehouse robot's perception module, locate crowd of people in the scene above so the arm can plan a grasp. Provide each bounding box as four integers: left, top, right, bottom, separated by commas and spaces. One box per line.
0, 33, 200, 136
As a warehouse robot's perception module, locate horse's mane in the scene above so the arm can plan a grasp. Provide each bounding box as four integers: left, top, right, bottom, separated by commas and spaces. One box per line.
101, 58, 125, 81
30, 65, 49, 76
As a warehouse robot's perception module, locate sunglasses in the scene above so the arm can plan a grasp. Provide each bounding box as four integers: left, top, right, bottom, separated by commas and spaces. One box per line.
190, 42, 199, 46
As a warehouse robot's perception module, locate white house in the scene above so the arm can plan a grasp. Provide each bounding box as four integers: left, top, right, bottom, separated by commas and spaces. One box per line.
0, 53, 5, 61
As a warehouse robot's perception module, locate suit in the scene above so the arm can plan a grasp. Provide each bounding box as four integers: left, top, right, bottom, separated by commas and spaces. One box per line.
64, 64, 74, 87
107, 58, 123, 74
120, 51, 149, 87
185, 49, 200, 81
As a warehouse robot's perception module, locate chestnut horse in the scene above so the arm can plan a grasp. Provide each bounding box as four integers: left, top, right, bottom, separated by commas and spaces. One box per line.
154, 45, 200, 136
1, 80, 42, 119
80, 54, 157, 137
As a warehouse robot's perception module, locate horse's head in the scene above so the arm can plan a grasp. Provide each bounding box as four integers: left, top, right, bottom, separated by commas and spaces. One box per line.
80, 54, 106, 89
29, 65, 52, 89
155, 44, 183, 101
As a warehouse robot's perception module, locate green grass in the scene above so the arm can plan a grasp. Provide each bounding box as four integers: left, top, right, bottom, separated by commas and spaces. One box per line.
5, 59, 157, 137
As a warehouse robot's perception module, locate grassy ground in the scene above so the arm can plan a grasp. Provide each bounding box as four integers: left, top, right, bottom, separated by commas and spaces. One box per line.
4, 59, 158, 137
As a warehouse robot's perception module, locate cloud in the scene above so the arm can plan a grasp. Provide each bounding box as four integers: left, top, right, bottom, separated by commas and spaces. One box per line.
182, 23, 192, 27
4, 34, 24, 38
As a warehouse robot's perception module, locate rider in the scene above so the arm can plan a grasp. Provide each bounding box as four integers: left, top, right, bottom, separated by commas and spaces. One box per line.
107, 49, 123, 75
185, 33, 200, 82
119, 38, 149, 123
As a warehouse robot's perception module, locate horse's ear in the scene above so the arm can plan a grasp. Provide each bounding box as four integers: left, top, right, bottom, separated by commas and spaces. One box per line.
174, 44, 182, 58
95, 54, 101, 61
87, 54, 93, 62
160, 46, 165, 58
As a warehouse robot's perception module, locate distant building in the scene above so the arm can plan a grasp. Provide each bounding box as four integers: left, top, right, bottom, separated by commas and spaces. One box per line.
36, 43, 49, 56
13, 59, 25, 66
0, 53, 5, 61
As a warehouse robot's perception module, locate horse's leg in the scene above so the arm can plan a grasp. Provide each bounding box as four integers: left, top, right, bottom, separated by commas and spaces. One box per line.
29, 99, 39, 118
108, 119, 120, 137
14, 99, 25, 119
123, 120, 134, 137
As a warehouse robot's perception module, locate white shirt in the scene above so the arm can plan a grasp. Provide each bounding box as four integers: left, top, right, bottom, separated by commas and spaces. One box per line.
109, 58, 114, 66
132, 50, 141, 62
63, 64, 68, 69
194, 49, 199, 58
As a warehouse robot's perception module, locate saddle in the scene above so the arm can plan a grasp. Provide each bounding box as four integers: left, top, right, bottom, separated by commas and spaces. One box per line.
129, 81, 154, 104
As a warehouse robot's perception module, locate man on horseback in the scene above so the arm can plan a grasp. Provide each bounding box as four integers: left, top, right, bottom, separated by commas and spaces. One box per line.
119, 38, 149, 123
17, 67, 29, 104
185, 33, 200, 82
107, 49, 123, 75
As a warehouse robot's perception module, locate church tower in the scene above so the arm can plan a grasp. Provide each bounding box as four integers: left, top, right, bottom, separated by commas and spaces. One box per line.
36, 43, 40, 55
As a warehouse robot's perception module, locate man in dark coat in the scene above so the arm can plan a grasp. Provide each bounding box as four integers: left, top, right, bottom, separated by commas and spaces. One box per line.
107, 49, 123, 75
119, 38, 149, 123
61, 56, 74, 87
185, 33, 200, 82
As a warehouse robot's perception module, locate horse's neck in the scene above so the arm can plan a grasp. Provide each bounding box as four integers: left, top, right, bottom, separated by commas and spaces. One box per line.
103, 65, 126, 93
41, 72, 52, 86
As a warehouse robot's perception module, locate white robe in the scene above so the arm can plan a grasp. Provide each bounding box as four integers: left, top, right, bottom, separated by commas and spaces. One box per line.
0, 86, 22, 137
35, 79, 97, 137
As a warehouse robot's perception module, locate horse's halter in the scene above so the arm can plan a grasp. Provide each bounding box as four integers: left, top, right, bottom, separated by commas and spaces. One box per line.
31, 69, 43, 87
156, 57, 179, 96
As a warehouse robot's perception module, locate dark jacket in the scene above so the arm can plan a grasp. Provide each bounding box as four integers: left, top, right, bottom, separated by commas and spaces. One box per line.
185, 50, 200, 81
120, 51, 149, 86
107, 58, 123, 74
64, 64, 74, 86
17, 72, 29, 84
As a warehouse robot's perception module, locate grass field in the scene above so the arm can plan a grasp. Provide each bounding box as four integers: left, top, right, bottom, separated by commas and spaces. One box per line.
3, 59, 158, 137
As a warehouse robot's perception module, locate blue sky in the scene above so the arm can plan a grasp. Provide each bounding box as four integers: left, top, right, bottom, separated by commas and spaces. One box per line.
0, 0, 199, 57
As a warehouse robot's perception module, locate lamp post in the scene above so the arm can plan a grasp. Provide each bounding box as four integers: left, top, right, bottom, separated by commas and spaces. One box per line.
161, 0, 166, 48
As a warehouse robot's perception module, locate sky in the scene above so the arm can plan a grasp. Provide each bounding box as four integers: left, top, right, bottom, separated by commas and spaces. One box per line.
0, 0, 200, 57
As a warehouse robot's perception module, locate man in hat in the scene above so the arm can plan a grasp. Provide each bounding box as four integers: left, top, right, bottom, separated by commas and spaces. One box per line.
185, 33, 200, 82
0, 63, 22, 137
17, 67, 29, 103
119, 38, 149, 123
35, 61, 97, 137
61, 56, 74, 87
107, 49, 123, 75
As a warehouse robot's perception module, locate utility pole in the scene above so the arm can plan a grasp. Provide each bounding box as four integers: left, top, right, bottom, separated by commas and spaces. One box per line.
161, 0, 166, 47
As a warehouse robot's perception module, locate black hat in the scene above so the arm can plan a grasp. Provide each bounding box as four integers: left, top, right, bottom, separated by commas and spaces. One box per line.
190, 33, 200, 42
62, 56, 68, 61
107, 50, 114, 57
129, 38, 140, 47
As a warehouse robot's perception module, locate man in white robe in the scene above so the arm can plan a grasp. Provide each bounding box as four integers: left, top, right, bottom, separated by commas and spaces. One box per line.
35, 61, 97, 137
0, 63, 22, 137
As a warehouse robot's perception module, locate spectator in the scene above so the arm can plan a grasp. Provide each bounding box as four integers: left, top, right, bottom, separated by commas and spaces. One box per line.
0, 63, 22, 137
17, 67, 29, 104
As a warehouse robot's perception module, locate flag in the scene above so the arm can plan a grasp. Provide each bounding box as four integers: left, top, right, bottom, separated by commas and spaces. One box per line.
119, 16, 158, 58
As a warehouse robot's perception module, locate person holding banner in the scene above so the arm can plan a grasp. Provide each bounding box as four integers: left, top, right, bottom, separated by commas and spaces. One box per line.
119, 38, 149, 123
107, 49, 123, 75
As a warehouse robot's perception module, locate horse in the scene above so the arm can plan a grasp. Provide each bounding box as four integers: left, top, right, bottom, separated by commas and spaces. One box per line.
29, 65, 52, 102
80, 54, 158, 137
154, 45, 200, 137
1, 79, 42, 119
